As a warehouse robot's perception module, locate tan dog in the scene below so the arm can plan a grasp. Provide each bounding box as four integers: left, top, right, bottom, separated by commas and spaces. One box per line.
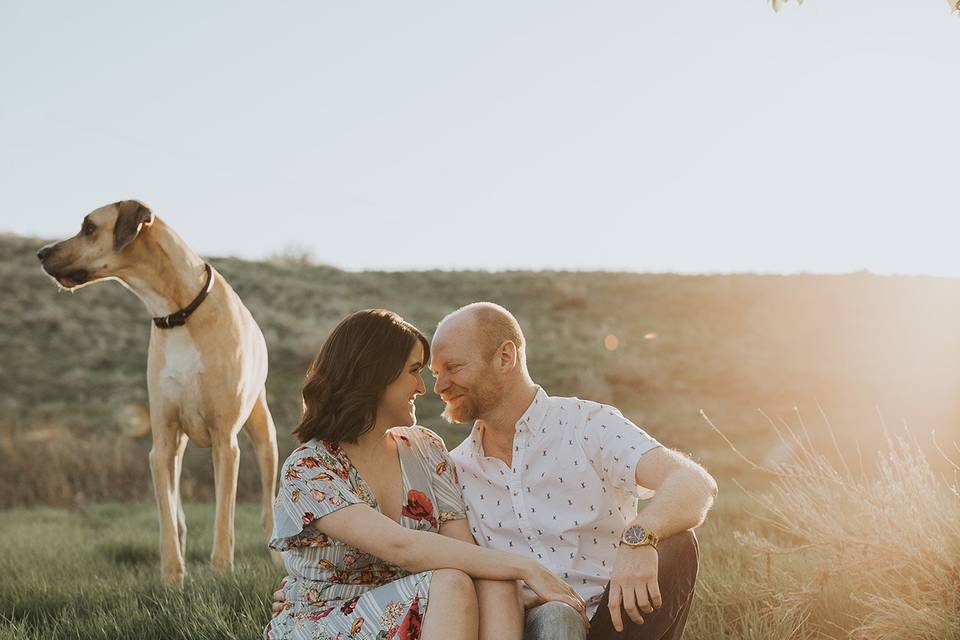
37, 200, 278, 585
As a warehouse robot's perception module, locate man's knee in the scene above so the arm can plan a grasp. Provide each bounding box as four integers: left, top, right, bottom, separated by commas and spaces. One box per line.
658, 529, 700, 591
524, 601, 586, 640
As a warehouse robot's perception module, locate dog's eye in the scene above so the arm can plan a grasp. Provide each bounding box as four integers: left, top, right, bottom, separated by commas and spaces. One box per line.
82, 222, 96, 236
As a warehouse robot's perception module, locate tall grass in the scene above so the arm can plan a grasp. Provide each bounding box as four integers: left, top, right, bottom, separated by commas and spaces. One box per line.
702, 411, 960, 639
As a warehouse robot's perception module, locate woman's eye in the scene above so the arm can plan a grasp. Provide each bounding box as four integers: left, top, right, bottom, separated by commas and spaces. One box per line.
82, 223, 95, 236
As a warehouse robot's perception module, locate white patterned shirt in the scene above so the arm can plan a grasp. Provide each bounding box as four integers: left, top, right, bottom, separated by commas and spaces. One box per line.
449, 387, 661, 617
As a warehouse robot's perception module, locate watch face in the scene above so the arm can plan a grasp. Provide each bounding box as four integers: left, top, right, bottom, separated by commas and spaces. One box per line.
623, 525, 646, 545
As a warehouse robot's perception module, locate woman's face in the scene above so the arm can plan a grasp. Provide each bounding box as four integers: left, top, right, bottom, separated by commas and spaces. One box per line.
376, 341, 427, 429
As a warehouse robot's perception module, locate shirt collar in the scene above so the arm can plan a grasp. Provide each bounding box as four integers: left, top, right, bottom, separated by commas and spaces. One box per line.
515, 386, 549, 435
464, 387, 550, 458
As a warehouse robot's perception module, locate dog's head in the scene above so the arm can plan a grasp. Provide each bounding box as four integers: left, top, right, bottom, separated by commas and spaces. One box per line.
37, 200, 155, 290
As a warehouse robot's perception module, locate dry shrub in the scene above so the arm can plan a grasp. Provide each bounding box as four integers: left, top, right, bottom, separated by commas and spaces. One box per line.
706, 411, 960, 639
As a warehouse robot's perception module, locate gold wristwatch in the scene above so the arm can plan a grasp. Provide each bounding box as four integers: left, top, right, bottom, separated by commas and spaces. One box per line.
620, 524, 659, 549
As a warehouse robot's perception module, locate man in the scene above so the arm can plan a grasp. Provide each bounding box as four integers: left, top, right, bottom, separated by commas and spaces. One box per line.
430, 302, 717, 640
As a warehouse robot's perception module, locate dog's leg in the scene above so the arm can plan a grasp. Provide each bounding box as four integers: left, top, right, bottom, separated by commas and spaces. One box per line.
243, 388, 281, 564
210, 430, 241, 574
173, 433, 189, 560
150, 427, 187, 586
244, 390, 279, 535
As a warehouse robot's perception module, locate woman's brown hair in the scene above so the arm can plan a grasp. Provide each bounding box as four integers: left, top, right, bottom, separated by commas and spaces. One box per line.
293, 309, 430, 445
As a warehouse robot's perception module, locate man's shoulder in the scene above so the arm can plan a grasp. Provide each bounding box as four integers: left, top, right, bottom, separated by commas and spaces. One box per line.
542, 393, 623, 423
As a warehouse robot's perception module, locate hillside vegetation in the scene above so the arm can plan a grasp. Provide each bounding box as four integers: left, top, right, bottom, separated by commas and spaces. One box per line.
2, 231, 959, 507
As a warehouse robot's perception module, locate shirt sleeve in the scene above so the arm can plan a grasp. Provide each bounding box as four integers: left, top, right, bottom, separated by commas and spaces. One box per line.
269, 445, 365, 549
414, 427, 467, 524
581, 403, 661, 495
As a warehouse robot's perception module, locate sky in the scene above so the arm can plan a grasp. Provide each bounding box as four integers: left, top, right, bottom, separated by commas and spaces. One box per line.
1, 1, 958, 274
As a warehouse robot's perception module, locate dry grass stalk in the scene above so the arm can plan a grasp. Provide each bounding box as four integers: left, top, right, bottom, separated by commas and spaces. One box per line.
706, 410, 960, 639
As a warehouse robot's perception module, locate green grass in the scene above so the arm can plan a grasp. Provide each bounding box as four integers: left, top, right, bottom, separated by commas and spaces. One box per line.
3, 451, 958, 639
0, 502, 281, 640
0, 496, 761, 640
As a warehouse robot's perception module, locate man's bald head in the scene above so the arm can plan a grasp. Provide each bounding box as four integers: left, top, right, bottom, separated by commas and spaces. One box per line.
436, 302, 527, 367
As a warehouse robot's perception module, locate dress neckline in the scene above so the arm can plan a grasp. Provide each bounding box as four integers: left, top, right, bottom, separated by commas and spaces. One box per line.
335, 430, 409, 525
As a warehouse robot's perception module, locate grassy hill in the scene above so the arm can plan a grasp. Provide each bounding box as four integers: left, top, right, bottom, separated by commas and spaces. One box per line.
3, 231, 959, 508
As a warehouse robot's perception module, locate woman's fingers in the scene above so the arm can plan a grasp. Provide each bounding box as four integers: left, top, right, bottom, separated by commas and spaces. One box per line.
567, 596, 591, 630
271, 584, 287, 615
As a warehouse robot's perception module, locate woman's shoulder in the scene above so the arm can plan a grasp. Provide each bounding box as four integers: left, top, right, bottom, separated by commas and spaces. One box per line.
390, 425, 450, 454
281, 439, 345, 474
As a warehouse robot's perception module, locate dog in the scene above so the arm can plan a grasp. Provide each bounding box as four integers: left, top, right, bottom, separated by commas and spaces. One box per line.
37, 200, 278, 585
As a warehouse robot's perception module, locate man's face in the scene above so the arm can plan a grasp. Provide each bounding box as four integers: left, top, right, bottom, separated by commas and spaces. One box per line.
430, 321, 504, 423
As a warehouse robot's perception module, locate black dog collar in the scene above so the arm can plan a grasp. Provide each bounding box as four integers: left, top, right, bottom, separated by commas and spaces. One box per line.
153, 263, 214, 329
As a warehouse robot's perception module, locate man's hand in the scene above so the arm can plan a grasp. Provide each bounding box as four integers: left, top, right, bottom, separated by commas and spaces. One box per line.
271, 577, 289, 615
607, 544, 661, 632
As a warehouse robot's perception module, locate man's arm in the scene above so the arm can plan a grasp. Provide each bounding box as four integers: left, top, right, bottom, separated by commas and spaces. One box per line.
606, 448, 717, 632
631, 447, 718, 538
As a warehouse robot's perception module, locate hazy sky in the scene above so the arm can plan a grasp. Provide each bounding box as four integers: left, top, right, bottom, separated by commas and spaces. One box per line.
2, 2, 957, 274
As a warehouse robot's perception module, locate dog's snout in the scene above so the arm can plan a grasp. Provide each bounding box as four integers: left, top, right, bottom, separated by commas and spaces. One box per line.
37, 245, 53, 261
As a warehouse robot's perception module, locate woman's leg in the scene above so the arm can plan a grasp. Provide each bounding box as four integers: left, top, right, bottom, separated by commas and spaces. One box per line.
421, 568, 479, 640
476, 579, 523, 640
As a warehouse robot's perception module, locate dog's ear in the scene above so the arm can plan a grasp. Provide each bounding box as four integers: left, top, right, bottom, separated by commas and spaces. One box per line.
113, 200, 155, 251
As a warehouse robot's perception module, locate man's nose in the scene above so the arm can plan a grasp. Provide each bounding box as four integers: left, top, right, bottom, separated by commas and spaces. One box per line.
37, 245, 53, 261
434, 373, 448, 395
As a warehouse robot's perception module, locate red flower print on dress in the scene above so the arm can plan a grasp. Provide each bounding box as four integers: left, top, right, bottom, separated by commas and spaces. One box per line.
297, 456, 322, 468
340, 595, 360, 615
401, 490, 437, 528
306, 607, 335, 622
322, 440, 341, 455
398, 595, 423, 640
435, 461, 447, 475
395, 434, 413, 448
319, 456, 350, 480
301, 512, 316, 527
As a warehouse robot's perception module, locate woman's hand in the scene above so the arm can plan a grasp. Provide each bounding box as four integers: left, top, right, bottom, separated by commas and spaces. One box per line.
271, 577, 289, 615
522, 562, 590, 629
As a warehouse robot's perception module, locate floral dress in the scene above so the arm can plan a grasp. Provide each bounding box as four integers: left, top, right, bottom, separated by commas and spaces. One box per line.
264, 426, 466, 640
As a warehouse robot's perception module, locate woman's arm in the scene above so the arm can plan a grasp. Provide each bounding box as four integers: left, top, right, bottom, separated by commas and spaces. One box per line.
313, 503, 584, 613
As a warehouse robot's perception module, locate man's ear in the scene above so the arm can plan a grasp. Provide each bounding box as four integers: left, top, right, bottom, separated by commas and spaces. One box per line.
113, 200, 155, 251
498, 340, 519, 371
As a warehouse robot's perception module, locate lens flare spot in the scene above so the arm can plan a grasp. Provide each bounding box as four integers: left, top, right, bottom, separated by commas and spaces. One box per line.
604, 334, 619, 351
644, 332, 658, 340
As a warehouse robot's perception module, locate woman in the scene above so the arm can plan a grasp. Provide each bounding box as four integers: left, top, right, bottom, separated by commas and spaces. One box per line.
264, 309, 585, 640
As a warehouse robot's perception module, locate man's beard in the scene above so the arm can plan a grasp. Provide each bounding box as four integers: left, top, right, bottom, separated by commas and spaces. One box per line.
441, 377, 502, 424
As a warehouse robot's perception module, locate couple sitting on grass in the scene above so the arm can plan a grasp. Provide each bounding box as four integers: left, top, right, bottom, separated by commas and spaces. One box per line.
264, 303, 717, 640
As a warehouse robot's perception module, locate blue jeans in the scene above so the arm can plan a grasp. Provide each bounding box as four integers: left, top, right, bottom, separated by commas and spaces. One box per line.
524, 530, 699, 640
